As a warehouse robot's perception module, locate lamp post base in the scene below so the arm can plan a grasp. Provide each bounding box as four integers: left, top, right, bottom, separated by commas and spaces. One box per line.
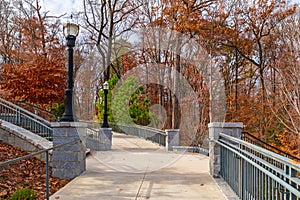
60, 89, 75, 122
60, 115, 75, 122
102, 113, 109, 128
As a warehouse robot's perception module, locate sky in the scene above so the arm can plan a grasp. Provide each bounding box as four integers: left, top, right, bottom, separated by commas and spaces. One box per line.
42, 0, 83, 22
43, 0, 300, 16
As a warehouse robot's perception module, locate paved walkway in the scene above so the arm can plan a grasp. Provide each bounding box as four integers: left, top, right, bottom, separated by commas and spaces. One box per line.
50, 133, 227, 200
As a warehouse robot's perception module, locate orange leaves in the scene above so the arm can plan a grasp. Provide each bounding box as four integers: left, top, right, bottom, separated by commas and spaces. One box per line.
155, 0, 212, 34
273, 130, 300, 157
0, 16, 66, 105
121, 52, 147, 74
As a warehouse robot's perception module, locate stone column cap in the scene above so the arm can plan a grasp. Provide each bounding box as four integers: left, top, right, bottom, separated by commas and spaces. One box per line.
165, 129, 180, 132
208, 122, 243, 128
51, 122, 88, 128
99, 127, 113, 130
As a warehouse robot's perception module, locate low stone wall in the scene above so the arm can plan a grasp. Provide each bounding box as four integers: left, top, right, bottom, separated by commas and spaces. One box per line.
0, 120, 52, 161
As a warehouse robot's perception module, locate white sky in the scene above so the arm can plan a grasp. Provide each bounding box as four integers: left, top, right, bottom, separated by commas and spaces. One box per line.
42, 0, 300, 24
43, 0, 300, 16
42, 0, 83, 22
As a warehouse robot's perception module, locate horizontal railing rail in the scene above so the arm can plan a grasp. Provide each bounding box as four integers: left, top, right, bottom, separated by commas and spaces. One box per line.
242, 131, 300, 163
80, 121, 167, 147
0, 139, 80, 200
85, 127, 109, 151
109, 122, 167, 146
0, 98, 53, 140
13, 100, 56, 122
213, 133, 300, 199
172, 146, 209, 156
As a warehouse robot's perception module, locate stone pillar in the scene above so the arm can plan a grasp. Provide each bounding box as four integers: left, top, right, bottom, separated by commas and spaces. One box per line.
98, 128, 112, 151
51, 122, 87, 179
208, 122, 243, 177
165, 129, 179, 151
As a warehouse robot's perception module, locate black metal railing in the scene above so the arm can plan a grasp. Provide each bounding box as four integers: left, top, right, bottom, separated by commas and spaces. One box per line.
242, 131, 300, 163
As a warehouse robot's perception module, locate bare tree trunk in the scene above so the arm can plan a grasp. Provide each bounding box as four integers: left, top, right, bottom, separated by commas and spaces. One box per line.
172, 34, 182, 129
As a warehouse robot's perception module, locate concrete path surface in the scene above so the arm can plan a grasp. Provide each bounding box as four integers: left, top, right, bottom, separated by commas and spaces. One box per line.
50, 133, 227, 200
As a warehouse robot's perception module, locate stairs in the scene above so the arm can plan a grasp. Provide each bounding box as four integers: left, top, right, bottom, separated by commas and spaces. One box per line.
0, 98, 53, 141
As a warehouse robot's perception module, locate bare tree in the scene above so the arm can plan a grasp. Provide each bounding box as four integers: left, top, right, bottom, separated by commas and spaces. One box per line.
82, 0, 141, 81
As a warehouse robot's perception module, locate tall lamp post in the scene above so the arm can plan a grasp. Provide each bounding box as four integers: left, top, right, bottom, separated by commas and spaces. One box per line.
60, 22, 79, 122
102, 81, 109, 128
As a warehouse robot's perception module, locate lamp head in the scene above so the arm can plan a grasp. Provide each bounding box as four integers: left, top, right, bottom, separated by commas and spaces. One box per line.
103, 81, 109, 90
63, 22, 79, 38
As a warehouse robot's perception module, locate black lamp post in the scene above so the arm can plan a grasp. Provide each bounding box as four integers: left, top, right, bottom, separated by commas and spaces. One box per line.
102, 81, 109, 128
60, 22, 79, 122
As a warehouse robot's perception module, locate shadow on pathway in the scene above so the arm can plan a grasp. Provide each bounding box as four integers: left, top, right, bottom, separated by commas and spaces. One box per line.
50, 132, 226, 200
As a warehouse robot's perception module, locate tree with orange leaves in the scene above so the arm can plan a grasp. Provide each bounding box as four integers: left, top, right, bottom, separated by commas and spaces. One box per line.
0, 0, 66, 106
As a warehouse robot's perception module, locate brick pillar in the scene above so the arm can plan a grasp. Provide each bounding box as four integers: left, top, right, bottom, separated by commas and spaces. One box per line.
208, 122, 242, 177
165, 129, 179, 151
51, 122, 87, 179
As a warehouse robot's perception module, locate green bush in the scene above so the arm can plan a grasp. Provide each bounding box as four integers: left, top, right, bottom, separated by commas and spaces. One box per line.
50, 102, 65, 121
11, 188, 37, 200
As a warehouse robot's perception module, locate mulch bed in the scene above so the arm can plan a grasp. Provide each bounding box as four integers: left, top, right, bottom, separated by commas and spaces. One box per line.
0, 141, 70, 199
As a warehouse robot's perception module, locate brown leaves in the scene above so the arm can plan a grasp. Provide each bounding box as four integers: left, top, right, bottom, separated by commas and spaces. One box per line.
0, 15, 66, 106
0, 190, 8, 198
0, 141, 69, 199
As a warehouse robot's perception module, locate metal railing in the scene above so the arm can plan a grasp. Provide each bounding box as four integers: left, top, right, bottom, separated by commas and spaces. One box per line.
109, 122, 167, 146
242, 131, 300, 163
0, 139, 80, 200
85, 128, 110, 151
13, 100, 56, 122
0, 98, 53, 140
215, 133, 300, 200
172, 146, 209, 155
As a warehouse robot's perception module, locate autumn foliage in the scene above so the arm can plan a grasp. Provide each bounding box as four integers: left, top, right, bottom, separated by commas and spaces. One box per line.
112, 0, 300, 155
0, 1, 66, 107
0, 0, 299, 156
0, 16, 66, 105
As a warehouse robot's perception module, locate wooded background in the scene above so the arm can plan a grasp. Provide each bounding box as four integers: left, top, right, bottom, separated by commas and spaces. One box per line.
0, 0, 299, 156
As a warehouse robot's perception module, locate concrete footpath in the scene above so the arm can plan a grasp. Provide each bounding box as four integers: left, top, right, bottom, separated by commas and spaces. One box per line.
50, 133, 230, 200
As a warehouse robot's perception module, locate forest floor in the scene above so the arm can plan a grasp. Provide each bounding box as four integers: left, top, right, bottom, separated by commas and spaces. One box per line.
0, 141, 70, 200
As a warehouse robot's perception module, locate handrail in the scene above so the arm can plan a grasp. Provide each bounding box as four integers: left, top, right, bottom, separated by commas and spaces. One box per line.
80, 120, 167, 146
242, 131, 300, 162
0, 139, 80, 200
13, 100, 56, 122
110, 122, 166, 135
85, 127, 110, 151
220, 133, 300, 170
214, 133, 300, 199
0, 98, 51, 125
109, 122, 167, 146
0, 98, 53, 140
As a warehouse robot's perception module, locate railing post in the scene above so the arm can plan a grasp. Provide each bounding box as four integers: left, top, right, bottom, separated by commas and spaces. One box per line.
46, 150, 49, 200
208, 122, 243, 178
15, 105, 20, 125
165, 129, 179, 151
51, 122, 87, 179
284, 164, 296, 199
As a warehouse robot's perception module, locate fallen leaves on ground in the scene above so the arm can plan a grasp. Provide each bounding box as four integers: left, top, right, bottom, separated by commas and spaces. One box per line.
0, 141, 70, 199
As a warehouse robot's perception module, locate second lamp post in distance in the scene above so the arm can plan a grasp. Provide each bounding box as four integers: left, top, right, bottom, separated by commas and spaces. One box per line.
102, 81, 109, 128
